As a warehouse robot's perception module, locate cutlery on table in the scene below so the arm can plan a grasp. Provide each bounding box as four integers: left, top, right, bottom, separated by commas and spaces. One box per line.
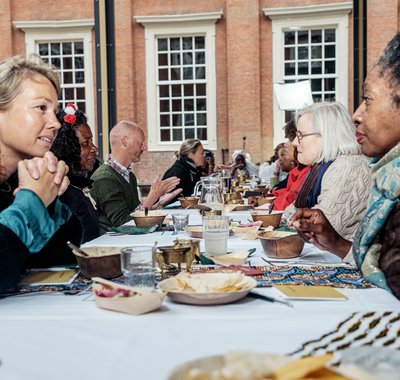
247, 291, 293, 308
67, 241, 89, 257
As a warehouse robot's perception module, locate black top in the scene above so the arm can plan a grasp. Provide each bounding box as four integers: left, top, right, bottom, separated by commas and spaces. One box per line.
59, 174, 100, 244
162, 157, 201, 204
0, 172, 82, 291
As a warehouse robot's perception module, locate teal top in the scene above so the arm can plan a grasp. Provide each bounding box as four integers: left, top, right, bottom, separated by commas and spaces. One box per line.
0, 189, 72, 253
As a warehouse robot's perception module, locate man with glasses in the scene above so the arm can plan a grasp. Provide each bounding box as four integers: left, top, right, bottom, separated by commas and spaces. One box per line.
90, 120, 182, 233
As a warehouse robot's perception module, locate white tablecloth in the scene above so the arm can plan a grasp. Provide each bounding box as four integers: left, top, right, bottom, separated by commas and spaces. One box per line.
1, 209, 399, 380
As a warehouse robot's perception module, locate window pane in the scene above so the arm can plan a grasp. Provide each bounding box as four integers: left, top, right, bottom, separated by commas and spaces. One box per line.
325, 45, 335, 58
160, 114, 170, 126
195, 36, 205, 49
159, 85, 169, 97
171, 85, 181, 96
63, 57, 72, 69
75, 57, 84, 69
195, 67, 205, 80
184, 114, 194, 126
311, 78, 322, 92
38, 43, 48, 55
172, 114, 182, 126
51, 43, 60, 55
183, 67, 193, 80
325, 29, 336, 43
311, 30, 322, 43
171, 99, 181, 112
196, 84, 206, 96
183, 52, 192, 65
63, 43, 72, 55
184, 84, 194, 96
159, 68, 168, 81
325, 60, 335, 74
197, 113, 207, 126
324, 78, 336, 92
285, 62, 296, 76
298, 46, 308, 60
171, 53, 180, 65
158, 38, 168, 51
77, 87, 85, 99
184, 99, 194, 111
182, 37, 192, 50
185, 128, 195, 139
172, 129, 182, 141
311, 61, 322, 74
284, 31, 295, 45
64, 71, 73, 84
170, 38, 180, 51
158, 53, 168, 66
298, 62, 308, 75
196, 98, 206, 111
285, 47, 295, 60
298, 31, 308, 44
51, 58, 60, 68
75, 71, 85, 83
65, 88, 74, 99
160, 100, 169, 112
311, 46, 321, 59
170, 68, 180, 81
74, 42, 84, 54
197, 128, 207, 140
160, 129, 170, 141
195, 52, 205, 64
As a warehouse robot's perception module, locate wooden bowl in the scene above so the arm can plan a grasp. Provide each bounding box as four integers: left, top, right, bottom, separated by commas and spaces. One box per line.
251, 211, 283, 228
72, 247, 122, 279
257, 230, 305, 259
179, 196, 200, 208
130, 210, 167, 228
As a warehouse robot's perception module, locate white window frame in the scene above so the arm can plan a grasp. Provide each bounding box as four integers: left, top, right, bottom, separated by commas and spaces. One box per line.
135, 12, 222, 151
13, 20, 96, 141
263, 2, 352, 146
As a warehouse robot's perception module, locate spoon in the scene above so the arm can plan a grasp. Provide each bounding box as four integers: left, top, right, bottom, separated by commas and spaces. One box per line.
66, 241, 89, 257
268, 202, 275, 214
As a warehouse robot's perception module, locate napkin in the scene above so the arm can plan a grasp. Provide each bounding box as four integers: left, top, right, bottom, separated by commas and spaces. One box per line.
232, 221, 262, 240
107, 222, 162, 235
201, 249, 256, 266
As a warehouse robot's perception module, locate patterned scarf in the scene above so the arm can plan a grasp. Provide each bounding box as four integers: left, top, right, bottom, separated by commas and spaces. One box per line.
352, 143, 400, 291
295, 161, 333, 208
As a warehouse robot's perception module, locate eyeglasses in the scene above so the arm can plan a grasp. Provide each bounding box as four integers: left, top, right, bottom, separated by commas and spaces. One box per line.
295, 131, 321, 142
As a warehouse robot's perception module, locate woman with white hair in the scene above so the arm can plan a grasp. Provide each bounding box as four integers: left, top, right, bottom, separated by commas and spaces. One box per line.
293, 101, 371, 240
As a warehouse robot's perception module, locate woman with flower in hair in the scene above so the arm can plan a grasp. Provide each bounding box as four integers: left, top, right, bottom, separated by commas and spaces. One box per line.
51, 103, 100, 243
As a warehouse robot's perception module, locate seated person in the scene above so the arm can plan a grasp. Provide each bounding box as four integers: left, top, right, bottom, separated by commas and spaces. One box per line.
0, 154, 70, 292
51, 103, 100, 243
0, 54, 81, 275
200, 149, 215, 177
90, 120, 181, 233
289, 32, 400, 299
291, 101, 371, 240
162, 139, 204, 203
258, 143, 285, 183
217, 150, 259, 179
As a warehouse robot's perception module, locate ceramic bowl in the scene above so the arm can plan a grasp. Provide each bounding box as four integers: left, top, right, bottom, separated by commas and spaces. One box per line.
72, 246, 122, 279
257, 230, 305, 259
130, 210, 167, 228
251, 210, 283, 228
178, 196, 200, 208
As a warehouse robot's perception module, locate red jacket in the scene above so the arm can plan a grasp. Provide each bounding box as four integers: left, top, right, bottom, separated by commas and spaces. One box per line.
272, 166, 311, 210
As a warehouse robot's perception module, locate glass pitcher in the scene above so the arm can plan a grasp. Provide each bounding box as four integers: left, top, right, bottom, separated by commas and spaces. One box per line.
199, 175, 224, 211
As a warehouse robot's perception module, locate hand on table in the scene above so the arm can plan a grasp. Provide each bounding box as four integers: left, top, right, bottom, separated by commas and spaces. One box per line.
288, 208, 352, 258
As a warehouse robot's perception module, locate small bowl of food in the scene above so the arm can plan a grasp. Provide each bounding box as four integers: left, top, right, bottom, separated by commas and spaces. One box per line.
72, 246, 122, 279
257, 230, 305, 259
251, 210, 283, 228
179, 196, 200, 209
130, 210, 167, 228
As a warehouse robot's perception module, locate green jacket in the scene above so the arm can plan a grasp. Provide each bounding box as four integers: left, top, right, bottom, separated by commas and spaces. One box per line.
90, 164, 140, 233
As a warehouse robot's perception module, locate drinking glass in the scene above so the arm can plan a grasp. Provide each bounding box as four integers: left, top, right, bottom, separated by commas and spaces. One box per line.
202, 215, 230, 256
120, 246, 155, 288
172, 213, 189, 234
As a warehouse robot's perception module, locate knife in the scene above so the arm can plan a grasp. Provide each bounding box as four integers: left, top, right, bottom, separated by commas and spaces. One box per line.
144, 207, 149, 217
248, 291, 293, 308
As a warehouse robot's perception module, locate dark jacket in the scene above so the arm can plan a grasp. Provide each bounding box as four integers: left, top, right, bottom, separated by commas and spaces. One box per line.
162, 158, 201, 203
60, 174, 100, 244
0, 172, 82, 276
379, 199, 400, 299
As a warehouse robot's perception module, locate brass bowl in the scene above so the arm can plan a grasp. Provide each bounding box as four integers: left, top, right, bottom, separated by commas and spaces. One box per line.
179, 196, 200, 208
72, 247, 122, 279
251, 211, 283, 228
130, 210, 167, 228
258, 230, 304, 259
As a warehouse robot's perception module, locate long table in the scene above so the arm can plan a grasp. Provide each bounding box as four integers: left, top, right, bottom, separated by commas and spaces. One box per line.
1, 209, 399, 379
